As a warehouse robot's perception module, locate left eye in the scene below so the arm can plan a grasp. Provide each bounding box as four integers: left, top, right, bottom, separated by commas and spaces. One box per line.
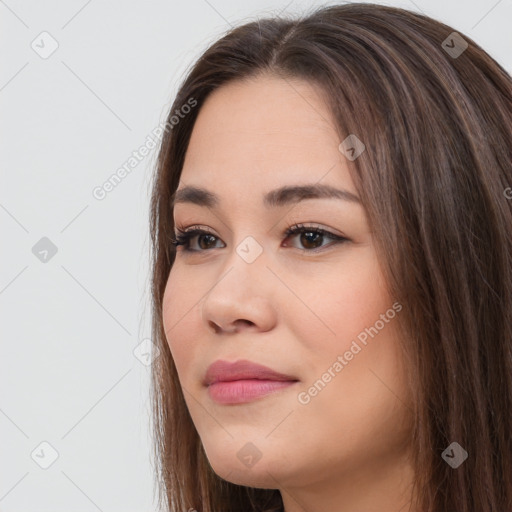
170, 224, 349, 253
282, 224, 349, 251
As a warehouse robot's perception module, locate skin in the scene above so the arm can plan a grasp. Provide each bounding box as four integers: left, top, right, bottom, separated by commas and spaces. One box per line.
162, 74, 416, 512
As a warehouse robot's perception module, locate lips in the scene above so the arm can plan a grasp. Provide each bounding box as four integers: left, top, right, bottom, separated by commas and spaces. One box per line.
203, 359, 299, 405
203, 359, 298, 386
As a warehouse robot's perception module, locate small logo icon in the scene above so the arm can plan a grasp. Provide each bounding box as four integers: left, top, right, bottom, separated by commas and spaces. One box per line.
31, 441, 59, 469
339, 134, 366, 161
32, 237, 58, 263
237, 442, 263, 468
133, 338, 160, 366
236, 236, 263, 264
441, 32, 468, 59
31, 31, 59, 59
441, 441, 468, 468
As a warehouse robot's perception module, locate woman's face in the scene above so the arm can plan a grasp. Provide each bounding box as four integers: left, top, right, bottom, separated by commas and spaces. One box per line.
163, 75, 414, 507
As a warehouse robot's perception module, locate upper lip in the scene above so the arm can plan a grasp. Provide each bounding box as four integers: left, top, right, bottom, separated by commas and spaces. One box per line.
203, 359, 298, 386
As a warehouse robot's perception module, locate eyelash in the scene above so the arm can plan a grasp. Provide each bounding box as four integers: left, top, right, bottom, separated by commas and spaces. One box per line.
169, 223, 349, 254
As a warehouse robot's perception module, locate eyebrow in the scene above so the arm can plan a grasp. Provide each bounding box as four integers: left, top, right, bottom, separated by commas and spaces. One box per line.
171, 183, 361, 209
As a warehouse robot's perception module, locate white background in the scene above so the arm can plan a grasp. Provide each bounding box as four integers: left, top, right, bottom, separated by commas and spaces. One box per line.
1, 0, 510, 510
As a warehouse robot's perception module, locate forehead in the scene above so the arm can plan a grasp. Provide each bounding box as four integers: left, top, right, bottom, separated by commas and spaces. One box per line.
179, 75, 356, 194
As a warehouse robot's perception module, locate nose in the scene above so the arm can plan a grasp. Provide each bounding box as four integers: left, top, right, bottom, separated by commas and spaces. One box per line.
201, 249, 278, 335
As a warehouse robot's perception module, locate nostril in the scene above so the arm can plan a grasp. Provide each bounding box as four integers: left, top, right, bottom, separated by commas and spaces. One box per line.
209, 321, 222, 334
209, 319, 254, 334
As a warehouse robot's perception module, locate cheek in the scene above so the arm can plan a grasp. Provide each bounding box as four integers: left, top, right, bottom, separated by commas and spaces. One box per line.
162, 268, 200, 380
291, 247, 392, 357
288, 248, 407, 411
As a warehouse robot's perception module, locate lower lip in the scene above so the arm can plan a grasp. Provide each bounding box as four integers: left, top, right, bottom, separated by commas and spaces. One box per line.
207, 379, 297, 404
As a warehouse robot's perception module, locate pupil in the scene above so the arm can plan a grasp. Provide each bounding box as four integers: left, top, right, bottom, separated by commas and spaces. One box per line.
301, 231, 321, 248
199, 234, 216, 249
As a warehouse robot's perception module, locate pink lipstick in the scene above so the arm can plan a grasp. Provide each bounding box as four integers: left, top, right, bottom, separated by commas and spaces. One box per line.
203, 359, 298, 405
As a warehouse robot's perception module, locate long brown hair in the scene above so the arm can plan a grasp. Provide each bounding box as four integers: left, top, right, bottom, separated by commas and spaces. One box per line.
149, 3, 512, 511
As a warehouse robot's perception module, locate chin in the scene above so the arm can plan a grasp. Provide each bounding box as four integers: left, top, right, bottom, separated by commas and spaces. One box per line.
212, 463, 278, 489
202, 443, 280, 487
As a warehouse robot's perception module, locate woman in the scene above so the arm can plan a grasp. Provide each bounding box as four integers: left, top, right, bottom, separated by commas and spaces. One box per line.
149, 3, 512, 511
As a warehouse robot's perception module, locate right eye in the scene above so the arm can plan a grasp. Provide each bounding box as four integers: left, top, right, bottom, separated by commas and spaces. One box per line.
170, 227, 224, 252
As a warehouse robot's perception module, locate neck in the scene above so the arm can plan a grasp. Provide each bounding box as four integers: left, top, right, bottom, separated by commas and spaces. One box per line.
280, 448, 416, 512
